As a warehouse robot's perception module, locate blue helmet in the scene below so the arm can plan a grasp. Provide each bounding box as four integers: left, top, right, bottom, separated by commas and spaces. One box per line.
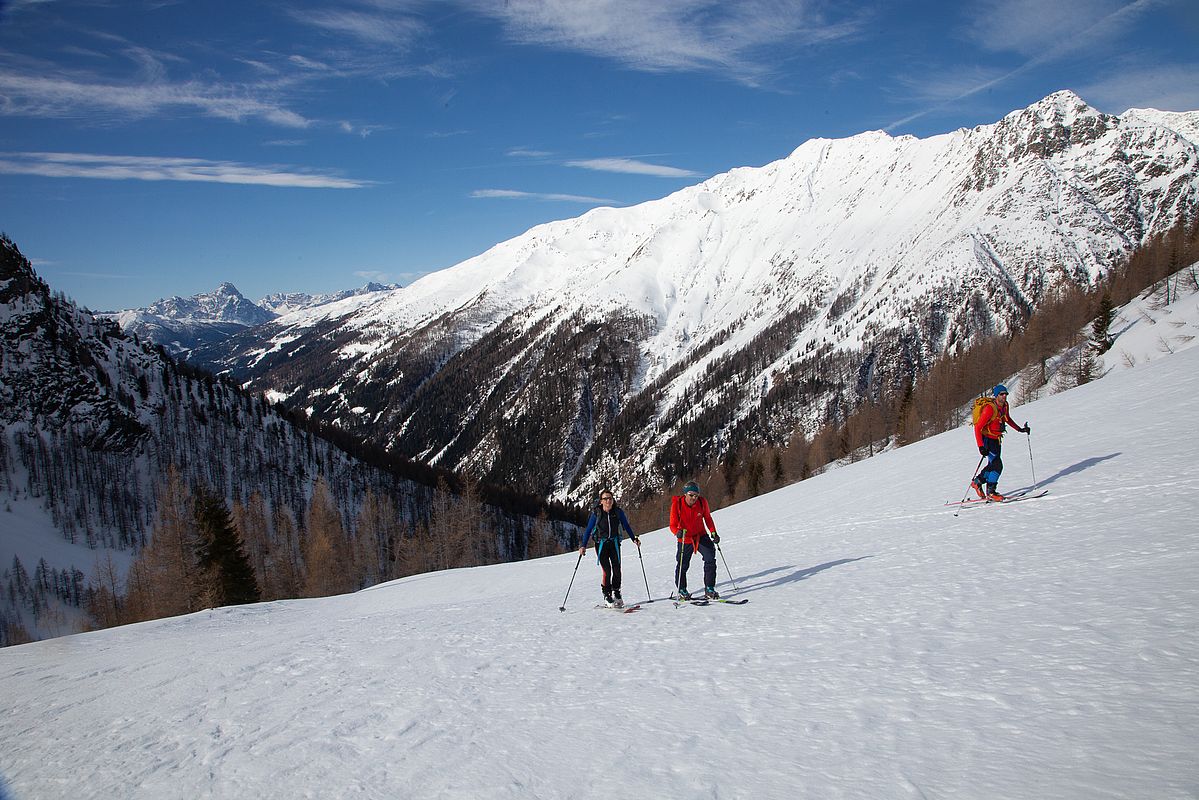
993, 384, 1009, 397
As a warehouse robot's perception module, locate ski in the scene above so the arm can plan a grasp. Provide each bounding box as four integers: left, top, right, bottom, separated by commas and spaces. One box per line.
594, 604, 641, 613
945, 490, 1048, 508
672, 597, 749, 606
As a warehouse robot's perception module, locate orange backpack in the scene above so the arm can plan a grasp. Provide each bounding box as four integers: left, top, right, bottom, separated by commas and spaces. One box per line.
971, 395, 997, 427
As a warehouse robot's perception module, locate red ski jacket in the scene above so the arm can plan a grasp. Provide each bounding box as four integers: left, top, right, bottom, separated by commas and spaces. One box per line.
975, 400, 1021, 446
670, 495, 717, 547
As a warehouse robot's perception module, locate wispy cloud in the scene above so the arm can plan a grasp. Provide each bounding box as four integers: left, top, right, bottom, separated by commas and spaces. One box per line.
565, 157, 701, 178
887, 0, 1166, 129
964, 0, 1138, 56
507, 147, 555, 158
0, 152, 371, 188
0, 69, 312, 127
466, 0, 863, 86
471, 188, 615, 204
296, 8, 427, 48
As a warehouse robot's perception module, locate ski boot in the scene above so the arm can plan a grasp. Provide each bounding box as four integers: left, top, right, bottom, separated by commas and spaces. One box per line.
676, 588, 692, 601
986, 484, 1005, 502
613, 590, 624, 609
603, 589, 615, 607
971, 479, 986, 499
704, 587, 720, 600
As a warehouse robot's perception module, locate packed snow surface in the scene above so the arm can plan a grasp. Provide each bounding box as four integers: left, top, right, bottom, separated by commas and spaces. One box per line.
2, 345, 1198, 799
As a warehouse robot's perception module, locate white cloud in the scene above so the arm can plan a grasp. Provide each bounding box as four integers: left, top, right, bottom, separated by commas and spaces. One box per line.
297, 8, 426, 48
466, 0, 863, 85
0, 69, 312, 127
565, 157, 701, 178
288, 54, 332, 72
0, 152, 370, 188
471, 188, 615, 203
507, 148, 555, 158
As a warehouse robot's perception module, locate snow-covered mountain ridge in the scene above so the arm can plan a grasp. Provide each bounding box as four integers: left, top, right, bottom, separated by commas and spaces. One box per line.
105, 281, 399, 356
194, 91, 1199, 502
257, 282, 400, 316
3, 322, 1196, 800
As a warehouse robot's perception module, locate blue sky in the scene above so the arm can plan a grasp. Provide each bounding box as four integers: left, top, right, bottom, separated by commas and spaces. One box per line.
1, 0, 1196, 311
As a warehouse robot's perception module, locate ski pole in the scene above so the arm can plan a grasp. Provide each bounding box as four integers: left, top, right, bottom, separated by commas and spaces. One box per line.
714, 538, 740, 591
1026, 431, 1037, 486
673, 531, 687, 604
634, 537, 652, 602
953, 455, 987, 518
558, 550, 585, 612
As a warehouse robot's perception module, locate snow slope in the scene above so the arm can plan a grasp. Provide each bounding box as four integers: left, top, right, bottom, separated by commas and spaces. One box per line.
2, 344, 1197, 799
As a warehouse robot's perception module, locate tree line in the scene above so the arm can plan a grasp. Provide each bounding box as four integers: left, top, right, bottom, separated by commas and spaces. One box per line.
4, 463, 569, 645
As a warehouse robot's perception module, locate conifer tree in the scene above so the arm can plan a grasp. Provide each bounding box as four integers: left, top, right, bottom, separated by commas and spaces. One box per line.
193, 486, 260, 607
232, 493, 271, 595
1091, 291, 1115, 353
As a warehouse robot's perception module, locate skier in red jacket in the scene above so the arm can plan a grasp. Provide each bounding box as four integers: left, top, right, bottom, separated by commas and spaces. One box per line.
973, 384, 1029, 501
669, 481, 720, 600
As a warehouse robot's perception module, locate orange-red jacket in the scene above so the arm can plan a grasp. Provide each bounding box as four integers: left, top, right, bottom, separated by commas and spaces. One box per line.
975, 399, 1020, 447
670, 495, 716, 546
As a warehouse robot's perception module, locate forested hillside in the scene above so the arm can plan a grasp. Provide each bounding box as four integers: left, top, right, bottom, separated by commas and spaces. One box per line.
1, 235, 576, 645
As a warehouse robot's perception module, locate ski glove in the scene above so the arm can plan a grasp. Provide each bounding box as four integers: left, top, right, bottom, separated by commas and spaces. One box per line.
632, 536, 641, 546
711, 533, 720, 544
979, 445, 987, 455
1022, 424, 1031, 434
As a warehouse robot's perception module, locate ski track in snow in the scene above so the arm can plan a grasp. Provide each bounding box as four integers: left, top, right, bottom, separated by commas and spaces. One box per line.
3, 350, 1199, 799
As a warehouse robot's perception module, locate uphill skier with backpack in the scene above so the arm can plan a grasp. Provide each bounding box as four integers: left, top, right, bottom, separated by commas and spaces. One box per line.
972, 384, 1030, 501
578, 490, 639, 607
670, 481, 721, 600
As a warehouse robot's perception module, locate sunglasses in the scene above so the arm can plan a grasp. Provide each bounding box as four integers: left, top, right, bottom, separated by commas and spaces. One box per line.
600, 496, 614, 501
685, 492, 699, 498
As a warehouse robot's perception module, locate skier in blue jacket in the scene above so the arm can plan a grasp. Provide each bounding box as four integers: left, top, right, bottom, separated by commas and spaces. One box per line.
578, 490, 640, 607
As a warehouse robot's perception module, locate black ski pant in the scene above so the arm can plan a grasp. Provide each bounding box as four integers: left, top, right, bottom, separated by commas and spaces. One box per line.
675, 534, 716, 593
595, 539, 621, 595
976, 436, 1003, 489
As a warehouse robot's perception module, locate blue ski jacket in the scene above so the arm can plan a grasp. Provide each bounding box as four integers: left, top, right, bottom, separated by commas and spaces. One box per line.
580, 507, 635, 551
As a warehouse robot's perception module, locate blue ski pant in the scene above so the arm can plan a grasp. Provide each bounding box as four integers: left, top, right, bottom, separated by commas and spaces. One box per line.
976, 437, 1004, 488
675, 534, 716, 592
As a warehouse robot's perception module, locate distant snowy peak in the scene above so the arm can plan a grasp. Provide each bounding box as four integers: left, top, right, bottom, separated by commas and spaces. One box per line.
141, 281, 275, 326
102, 283, 274, 356
258, 282, 400, 316
108, 281, 401, 355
